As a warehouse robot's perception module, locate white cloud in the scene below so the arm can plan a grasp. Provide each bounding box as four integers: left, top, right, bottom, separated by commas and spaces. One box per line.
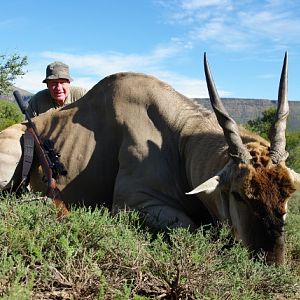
72, 77, 99, 90
191, 18, 254, 50
181, 0, 231, 10
240, 11, 300, 40
14, 48, 219, 98
39, 43, 183, 77
153, 70, 209, 97
14, 71, 45, 94
160, 0, 300, 51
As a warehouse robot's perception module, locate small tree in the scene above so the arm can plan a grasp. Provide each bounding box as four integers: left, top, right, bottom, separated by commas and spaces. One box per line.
0, 53, 28, 95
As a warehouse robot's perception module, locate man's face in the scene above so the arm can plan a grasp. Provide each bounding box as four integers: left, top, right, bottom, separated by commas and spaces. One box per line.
47, 79, 71, 106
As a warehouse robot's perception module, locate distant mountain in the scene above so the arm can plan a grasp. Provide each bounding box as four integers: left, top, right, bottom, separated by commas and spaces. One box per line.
195, 98, 300, 132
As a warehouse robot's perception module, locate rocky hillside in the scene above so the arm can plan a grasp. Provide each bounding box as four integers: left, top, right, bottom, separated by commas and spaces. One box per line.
0, 86, 33, 103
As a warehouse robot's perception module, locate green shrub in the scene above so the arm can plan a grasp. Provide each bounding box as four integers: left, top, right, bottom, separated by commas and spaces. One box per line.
0, 100, 24, 131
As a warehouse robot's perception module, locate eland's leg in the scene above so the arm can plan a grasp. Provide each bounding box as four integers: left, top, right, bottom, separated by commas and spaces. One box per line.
112, 175, 197, 232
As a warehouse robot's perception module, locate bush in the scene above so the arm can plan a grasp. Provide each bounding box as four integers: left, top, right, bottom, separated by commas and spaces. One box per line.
0, 100, 24, 130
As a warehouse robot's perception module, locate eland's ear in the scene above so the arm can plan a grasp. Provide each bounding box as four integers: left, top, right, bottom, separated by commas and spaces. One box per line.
288, 168, 300, 190
186, 160, 232, 195
186, 175, 221, 195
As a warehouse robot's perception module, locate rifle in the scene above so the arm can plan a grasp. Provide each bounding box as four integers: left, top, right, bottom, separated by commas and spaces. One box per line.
13, 90, 69, 217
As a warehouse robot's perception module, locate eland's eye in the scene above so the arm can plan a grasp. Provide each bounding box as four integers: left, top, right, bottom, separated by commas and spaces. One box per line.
232, 191, 244, 202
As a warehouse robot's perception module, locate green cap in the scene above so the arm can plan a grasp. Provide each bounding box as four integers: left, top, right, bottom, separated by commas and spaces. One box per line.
42, 61, 73, 83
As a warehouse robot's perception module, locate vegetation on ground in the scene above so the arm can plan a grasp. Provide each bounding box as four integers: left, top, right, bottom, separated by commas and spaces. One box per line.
0, 192, 299, 299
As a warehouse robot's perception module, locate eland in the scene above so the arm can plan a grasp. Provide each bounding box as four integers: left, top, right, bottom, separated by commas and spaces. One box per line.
0, 53, 298, 265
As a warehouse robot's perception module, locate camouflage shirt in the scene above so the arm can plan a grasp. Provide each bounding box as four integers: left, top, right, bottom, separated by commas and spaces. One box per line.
27, 86, 87, 117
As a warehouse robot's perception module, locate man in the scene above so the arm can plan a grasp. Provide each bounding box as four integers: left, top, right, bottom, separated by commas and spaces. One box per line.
27, 61, 87, 117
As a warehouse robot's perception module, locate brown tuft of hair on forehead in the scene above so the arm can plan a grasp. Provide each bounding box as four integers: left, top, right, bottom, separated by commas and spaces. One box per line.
244, 164, 296, 215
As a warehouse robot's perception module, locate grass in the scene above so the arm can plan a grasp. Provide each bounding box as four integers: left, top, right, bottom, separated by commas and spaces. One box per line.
0, 192, 299, 299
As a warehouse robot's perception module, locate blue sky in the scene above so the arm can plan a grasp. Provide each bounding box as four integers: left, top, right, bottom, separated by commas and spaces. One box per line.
1, 0, 300, 100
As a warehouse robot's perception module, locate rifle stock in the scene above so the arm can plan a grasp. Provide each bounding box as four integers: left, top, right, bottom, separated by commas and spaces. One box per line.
13, 90, 37, 131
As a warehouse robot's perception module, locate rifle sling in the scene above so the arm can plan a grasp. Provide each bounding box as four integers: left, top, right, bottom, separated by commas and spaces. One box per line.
21, 131, 35, 187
